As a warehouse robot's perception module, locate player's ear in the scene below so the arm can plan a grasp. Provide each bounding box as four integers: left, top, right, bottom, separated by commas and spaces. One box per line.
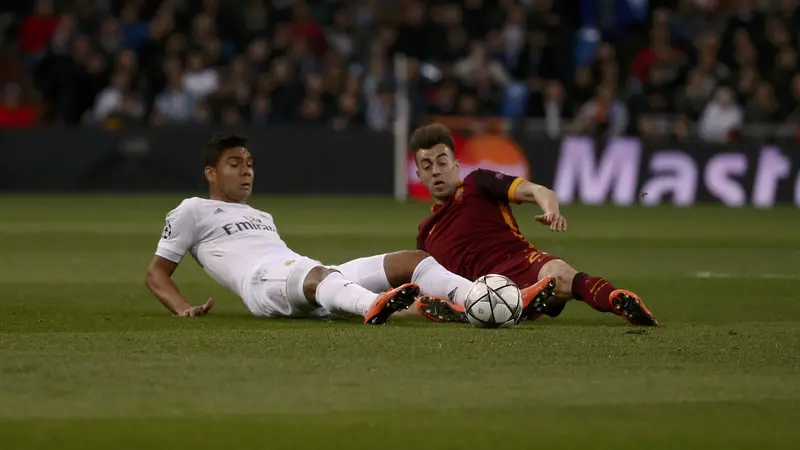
203, 166, 215, 183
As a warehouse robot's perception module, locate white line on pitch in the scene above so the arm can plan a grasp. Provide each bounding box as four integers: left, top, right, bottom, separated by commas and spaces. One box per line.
693, 272, 800, 280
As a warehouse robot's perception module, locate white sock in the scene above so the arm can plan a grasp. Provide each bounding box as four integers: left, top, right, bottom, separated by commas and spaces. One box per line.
411, 257, 473, 307
334, 254, 392, 293
315, 272, 378, 316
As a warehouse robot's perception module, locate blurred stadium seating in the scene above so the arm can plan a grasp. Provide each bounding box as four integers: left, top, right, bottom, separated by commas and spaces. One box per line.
0, 0, 798, 140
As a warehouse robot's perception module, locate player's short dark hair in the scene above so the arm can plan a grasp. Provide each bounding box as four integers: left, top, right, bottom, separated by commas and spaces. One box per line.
203, 132, 248, 168
409, 123, 455, 158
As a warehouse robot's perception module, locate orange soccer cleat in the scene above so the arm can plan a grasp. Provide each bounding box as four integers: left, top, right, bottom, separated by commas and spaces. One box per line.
519, 276, 558, 321
609, 289, 659, 326
416, 296, 467, 323
364, 283, 420, 325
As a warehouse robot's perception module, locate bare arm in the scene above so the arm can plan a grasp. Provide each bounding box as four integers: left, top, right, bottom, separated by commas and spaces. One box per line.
145, 255, 213, 316
512, 180, 568, 232
513, 180, 559, 213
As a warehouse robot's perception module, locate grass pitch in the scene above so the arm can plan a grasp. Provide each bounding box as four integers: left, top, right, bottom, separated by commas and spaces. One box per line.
1, 195, 798, 449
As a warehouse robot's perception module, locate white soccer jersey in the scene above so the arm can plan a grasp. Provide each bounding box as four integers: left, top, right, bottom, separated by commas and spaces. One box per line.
155, 197, 300, 306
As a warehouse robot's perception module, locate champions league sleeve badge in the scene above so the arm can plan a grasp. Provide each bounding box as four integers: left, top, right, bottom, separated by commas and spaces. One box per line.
162, 220, 173, 239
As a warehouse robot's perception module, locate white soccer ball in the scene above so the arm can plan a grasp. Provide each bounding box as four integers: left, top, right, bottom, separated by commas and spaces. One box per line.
464, 274, 523, 328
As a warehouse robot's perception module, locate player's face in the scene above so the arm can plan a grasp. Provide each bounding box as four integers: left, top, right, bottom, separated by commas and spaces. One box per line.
416, 144, 460, 201
206, 147, 254, 203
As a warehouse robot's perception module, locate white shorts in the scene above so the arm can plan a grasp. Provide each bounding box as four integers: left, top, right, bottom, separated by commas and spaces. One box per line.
245, 256, 330, 318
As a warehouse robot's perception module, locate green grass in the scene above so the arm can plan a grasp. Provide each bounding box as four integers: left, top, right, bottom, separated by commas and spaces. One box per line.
1, 195, 799, 449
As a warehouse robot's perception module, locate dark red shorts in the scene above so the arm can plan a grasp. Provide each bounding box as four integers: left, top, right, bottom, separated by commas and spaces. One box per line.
487, 249, 561, 290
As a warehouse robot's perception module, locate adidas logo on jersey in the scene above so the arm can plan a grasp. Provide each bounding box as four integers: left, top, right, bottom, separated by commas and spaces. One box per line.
214, 208, 224, 214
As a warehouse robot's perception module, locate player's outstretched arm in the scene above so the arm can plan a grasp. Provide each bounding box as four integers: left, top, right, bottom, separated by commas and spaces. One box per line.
145, 255, 214, 317
470, 169, 567, 232
512, 180, 567, 232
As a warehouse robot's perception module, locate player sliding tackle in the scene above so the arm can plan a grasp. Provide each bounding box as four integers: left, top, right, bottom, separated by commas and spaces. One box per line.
410, 123, 659, 326
145, 132, 483, 324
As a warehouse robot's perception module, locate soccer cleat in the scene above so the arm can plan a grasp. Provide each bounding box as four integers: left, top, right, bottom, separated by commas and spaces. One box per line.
416, 296, 468, 323
610, 289, 659, 326
364, 283, 420, 325
520, 276, 558, 320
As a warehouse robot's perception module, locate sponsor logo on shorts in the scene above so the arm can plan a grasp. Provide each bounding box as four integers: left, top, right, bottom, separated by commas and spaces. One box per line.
284, 260, 296, 266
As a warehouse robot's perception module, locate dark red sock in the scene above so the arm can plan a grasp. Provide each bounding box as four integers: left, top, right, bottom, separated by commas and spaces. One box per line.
571, 273, 616, 313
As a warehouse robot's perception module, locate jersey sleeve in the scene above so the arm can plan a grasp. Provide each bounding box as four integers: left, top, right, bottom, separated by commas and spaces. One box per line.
155, 199, 198, 263
468, 169, 524, 203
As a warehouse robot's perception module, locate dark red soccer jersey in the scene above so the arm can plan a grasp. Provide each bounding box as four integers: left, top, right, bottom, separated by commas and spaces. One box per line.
417, 169, 538, 282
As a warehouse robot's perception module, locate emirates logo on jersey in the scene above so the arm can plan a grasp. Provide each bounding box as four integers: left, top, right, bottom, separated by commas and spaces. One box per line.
221, 216, 277, 235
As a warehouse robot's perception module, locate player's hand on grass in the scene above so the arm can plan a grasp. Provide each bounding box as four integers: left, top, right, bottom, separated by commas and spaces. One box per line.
176, 298, 214, 317
535, 213, 567, 232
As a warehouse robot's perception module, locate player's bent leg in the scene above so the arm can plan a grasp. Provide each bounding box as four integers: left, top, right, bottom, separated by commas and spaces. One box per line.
514, 251, 560, 320
535, 259, 659, 327
346, 250, 472, 312
538, 259, 578, 300
335, 250, 474, 322
331, 251, 423, 318
299, 264, 418, 325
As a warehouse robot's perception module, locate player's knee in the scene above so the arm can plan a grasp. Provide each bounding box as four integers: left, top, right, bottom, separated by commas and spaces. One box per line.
302, 266, 339, 301
540, 259, 577, 299
383, 250, 430, 287
554, 273, 576, 299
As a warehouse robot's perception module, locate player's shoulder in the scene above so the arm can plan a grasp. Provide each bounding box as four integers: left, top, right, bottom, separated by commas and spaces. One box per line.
463, 168, 495, 188
172, 196, 204, 210
164, 196, 206, 218
465, 168, 518, 187
466, 168, 503, 180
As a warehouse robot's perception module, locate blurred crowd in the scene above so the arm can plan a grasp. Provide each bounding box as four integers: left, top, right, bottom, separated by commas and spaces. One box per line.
0, 0, 798, 141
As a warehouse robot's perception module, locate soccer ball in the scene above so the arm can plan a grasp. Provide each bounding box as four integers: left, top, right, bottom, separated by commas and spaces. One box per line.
464, 274, 523, 328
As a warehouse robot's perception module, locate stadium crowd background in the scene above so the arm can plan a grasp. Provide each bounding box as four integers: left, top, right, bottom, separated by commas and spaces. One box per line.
0, 0, 797, 141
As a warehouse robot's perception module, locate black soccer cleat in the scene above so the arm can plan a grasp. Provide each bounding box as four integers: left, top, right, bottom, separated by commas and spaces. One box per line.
610, 289, 659, 327
364, 283, 420, 325
520, 277, 558, 320
416, 296, 468, 323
